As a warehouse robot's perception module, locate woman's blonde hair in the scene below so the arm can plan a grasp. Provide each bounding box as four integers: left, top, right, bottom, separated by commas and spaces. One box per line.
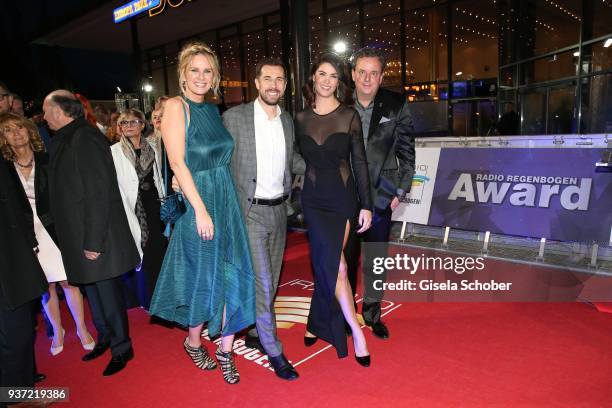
178, 42, 221, 97
0, 112, 44, 161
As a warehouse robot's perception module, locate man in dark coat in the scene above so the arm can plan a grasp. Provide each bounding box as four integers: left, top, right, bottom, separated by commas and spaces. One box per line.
0, 156, 48, 395
347, 48, 416, 339
43, 90, 140, 376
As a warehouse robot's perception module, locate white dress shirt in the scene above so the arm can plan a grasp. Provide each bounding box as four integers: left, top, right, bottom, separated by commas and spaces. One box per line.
253, 98, 286, 199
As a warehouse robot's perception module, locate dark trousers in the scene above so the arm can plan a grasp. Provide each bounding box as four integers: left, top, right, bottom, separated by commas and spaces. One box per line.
347, 206, 392, 324
84, 276, 132, 357
0, 293, 35, 391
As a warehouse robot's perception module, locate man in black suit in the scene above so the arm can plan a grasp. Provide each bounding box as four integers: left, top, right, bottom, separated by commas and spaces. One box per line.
347, 48, 416, 339
0, 156, 48, 398
43, 90, 140, 376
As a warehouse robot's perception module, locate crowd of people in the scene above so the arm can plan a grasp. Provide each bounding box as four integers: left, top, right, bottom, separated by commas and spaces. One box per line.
0, 43, 415, 396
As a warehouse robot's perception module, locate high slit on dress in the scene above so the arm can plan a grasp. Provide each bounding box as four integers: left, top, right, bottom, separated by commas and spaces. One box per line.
295, 104, 372, 358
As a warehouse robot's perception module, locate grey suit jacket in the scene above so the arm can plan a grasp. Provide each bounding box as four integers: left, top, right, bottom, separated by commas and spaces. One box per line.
223, 101, 305, 218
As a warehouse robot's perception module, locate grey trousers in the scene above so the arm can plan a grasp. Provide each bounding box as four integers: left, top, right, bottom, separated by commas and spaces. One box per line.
246, 203, 287, 358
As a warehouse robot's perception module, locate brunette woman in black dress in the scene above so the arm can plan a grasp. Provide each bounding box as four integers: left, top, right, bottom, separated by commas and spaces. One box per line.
295, 53, 373, 366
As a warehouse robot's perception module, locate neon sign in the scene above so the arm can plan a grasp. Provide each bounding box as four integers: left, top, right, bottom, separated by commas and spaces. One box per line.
113, 0, 191, 23
149, 0, 192, 17
113, 0, 161, 23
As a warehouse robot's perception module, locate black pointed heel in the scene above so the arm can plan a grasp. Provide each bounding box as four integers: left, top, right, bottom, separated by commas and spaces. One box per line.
304, 335, 318, 347
355, 354, 371, 367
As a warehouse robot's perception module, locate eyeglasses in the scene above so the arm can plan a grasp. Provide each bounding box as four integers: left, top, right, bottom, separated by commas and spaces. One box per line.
119, 119, 143, 127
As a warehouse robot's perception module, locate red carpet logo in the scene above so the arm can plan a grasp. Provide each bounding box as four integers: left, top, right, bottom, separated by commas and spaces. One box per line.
274, 296, 311, 328
200, 277, 400, 371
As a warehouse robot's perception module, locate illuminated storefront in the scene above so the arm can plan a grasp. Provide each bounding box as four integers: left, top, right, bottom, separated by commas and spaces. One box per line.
140, 0, 611, 136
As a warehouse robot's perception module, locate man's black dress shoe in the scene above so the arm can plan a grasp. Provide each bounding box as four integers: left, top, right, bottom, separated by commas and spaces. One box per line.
82, 342, 110, 361
304, 335, 318, 347
268, 353, 299, 381
355, 354, 371, 367
245, 334, 266, 354
366, 320, 389, 339
102, 348, 134, 376
33, 373, 46, 383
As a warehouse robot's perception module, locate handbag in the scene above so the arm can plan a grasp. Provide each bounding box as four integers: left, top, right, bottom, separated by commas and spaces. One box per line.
160, 192, 186, 225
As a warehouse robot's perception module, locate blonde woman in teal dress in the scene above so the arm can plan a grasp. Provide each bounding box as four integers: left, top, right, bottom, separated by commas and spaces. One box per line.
149, 42, 255, 384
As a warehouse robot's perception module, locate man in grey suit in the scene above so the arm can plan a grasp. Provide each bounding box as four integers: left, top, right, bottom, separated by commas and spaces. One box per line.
222, 58, 304, 381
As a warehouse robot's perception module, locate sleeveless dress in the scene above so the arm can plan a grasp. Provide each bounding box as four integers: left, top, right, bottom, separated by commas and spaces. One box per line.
149, 99, 256, 337
295, 104, 372, 358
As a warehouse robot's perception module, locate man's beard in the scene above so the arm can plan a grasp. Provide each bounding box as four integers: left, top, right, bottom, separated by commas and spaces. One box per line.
259, 90, 281, 106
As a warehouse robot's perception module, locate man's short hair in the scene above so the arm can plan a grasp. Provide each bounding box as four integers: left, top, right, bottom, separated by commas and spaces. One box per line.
0, 80, 8, 93
350, 47, 387, 72
51, 94, 84, 119
255, 57, 286, 78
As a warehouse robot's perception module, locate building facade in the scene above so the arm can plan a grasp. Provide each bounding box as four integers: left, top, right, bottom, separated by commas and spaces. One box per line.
141, 0, 612, 136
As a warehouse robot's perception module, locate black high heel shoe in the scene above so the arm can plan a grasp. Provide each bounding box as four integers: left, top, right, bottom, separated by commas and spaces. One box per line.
304, 335, 318, 347
355, 354, 371, 367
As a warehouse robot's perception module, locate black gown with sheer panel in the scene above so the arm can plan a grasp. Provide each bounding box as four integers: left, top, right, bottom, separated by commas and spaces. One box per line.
295, 104, 372, 358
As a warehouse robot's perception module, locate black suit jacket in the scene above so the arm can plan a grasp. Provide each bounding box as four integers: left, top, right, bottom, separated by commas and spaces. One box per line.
364, 88, 416, 210
48, 118, 140, 284
0, 158, 48, 309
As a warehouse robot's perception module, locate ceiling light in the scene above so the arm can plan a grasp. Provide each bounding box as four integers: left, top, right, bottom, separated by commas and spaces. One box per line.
333, 41, 347, 53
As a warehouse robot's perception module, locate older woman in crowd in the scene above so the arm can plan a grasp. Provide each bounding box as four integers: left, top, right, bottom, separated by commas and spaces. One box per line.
0, 112, 96, 355
110, 109, 166, 309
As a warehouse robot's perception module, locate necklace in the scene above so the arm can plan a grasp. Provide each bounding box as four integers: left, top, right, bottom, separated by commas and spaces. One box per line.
15, 156, 34, 168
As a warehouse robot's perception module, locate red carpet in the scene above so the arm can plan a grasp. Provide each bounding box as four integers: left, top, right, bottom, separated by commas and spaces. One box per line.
35, 232, 612, 407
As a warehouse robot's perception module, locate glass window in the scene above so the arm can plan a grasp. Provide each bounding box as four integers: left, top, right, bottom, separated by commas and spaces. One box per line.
521, 88, 547, 135
520, 49, 578, 85
547, 83, 576, 134
166, 63, 180, 96
327, 5, 360, 55
405, 5, 448, 83
580, 73, 612, 133
499, 66, 515, 88
266, 26, 284, 59
581, 38, 612, 74
452, 0, 498, 81
363, 0, 401, 91
244, 30, 265, 101
219, 36, 244, 106
452, 99, 497, 136
151, 68, 166, 99
310, 14, 325, 57
309, 0, 322, 16
587, 0, 612, 40
520, 82, 576, 135
519, 0, 581, 59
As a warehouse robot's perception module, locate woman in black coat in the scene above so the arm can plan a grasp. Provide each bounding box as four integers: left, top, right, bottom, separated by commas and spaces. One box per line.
0, 112, 95, 356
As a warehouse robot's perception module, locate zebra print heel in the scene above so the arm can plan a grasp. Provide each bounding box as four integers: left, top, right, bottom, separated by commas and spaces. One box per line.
215, 346, 240, 384
183, 338, 217, 370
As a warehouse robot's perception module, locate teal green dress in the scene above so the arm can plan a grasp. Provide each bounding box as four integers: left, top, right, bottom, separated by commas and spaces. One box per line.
150, 99, 255, 336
